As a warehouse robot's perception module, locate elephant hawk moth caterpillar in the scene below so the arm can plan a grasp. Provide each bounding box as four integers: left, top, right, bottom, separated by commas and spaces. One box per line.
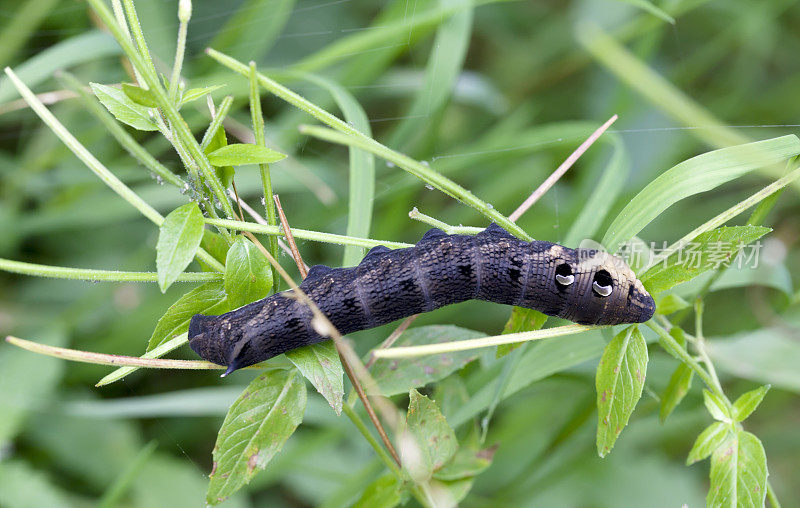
189, 223, 655, 374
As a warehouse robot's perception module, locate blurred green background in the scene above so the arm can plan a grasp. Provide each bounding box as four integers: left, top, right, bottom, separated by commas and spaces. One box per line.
1, 0, 799, 506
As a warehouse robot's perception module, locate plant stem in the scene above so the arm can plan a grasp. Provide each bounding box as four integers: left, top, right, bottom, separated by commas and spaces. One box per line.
0, 258, 221, 283
372, 324, 599, 359
96, 334, 190, 387
168, 0, 191, 103
4, 335, 239, 370
645, 321, 727, 403
693, 299, 726, 400
342, 404, 401, 476
249, 62, 280, 289
200, 95, 234, 150
205, 218, 413, 249
408, 207, 484, 235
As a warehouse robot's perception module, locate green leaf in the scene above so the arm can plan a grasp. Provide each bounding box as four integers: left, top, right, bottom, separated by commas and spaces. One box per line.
687, 421, 730, 465
496, 307, 547, 358
659, 363, 693, 423
285, 341, 343, 415
353, 474, 403, 508
642, 226, 771, 294
121, 82, 159, 107
732, 385, 770, 422
703, 389, 731, 422
371, 325, 484, 396
655, 293, 690, 315
207, 370, 306, 505
179, 85, 225, 107
156, 202, 206, 292
434, 446, 495, 481
707, 430, 768, 508
147, 282, 228, 351
403, 389, 458, 482
602, 135, 800, 251
207, 143, 287, 166
199, 230, 231, 271
89, 82, 159, 131
595, 326, 648, 457
224, 237, 272, 309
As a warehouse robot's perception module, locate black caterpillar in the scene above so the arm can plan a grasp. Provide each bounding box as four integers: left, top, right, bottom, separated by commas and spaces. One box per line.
189, 224, 655, 374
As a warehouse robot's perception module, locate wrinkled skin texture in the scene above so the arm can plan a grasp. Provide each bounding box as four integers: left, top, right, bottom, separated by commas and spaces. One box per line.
189, 224, 655, 373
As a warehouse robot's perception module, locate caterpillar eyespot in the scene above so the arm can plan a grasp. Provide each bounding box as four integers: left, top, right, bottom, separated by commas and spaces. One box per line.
189, 223, 655, 374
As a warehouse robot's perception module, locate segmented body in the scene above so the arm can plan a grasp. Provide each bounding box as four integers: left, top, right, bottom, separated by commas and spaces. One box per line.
189, 224, 655, 373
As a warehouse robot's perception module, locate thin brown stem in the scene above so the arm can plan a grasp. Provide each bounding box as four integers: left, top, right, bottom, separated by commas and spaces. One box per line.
231, 180, 245, 223
272, 194, 307, 278
509, 114, 617, 222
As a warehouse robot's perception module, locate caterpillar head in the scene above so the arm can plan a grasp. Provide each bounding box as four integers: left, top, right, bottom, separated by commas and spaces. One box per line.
188, 314, 248, 376
550, 246, 655, 326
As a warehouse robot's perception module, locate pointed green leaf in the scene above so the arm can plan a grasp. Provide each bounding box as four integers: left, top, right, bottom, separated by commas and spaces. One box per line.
156, 202, 206, 292
642, 226, 771, 294
179, 85, 225, 107
353, 474, 403, 508
89, 82, 158, 131
148, 282, 228, 351
496, 307, 547, 358
224, 237, 272, 309
732, 385, 770, 422
703, 389, 731, 422
659, 362, 693, 423
613, 0, 675, 23
707, 430, 767, 508
207, 143, 287, 166
596, 326, 648, 457
198, 230, 231, 271
602, 135, 800, 251
285, 341, 343, 415
687, 421, 730, 465
403, 389, 458, 482
655, 293, 690, 315
371, 325, 483, 396
121, 83, 159, 107
206, 370, 306, 505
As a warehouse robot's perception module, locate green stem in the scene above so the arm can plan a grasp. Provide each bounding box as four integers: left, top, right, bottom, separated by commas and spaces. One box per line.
206, 48, 530, 240
693, 299, 726, 399
96, 334, 190, 387
767, 479, 782, 508
205, 218, 413, 249
249, 62, 280, 290
408, 207, 485, 235
4, 335, 234, 370
645, 321, 727, 402
168, 0, 191, 103
0, 258, 221, 283
4, 66, 225, 272
200, 95, 234, 150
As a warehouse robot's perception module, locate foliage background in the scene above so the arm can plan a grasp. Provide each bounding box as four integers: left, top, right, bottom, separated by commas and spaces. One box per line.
1, 0, 799, 506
